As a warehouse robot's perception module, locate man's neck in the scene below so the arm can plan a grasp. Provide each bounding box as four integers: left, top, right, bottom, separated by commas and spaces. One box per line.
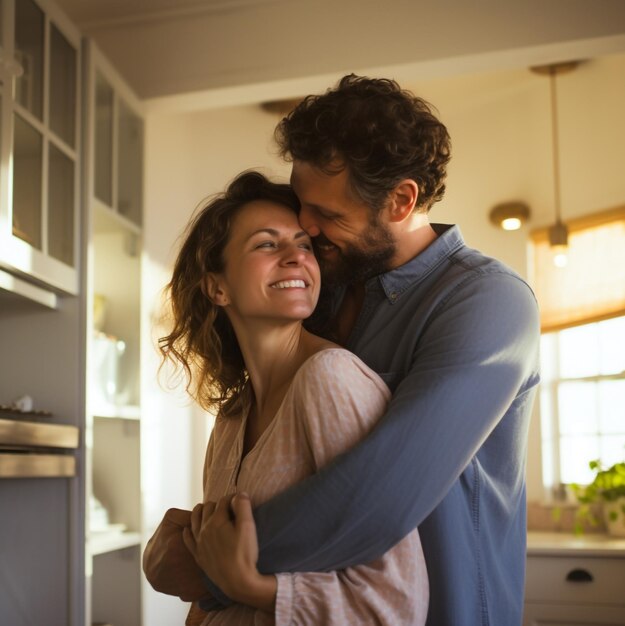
389, 216, 438, 269
335, 284, 365, 345
334, 220, 439, 343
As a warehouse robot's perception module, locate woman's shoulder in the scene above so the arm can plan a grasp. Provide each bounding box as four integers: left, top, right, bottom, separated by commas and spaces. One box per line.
294, 348, 391, 401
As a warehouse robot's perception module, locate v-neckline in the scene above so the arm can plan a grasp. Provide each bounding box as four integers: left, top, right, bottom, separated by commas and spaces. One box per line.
231, 347, 344, 488
232, 384, 291, 487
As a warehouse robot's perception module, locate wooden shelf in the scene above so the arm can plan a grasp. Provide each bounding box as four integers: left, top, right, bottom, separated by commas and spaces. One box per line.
92, 404, 141, 420
89, 530, 141, 556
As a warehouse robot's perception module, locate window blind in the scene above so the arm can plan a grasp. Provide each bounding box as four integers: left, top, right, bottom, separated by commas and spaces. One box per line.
530, 206, 625, 332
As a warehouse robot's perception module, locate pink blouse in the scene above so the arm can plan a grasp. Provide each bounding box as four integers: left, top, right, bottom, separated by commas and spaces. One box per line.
199, 348, 428, 625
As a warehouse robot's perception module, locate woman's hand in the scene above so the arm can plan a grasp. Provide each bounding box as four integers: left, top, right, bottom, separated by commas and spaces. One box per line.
183, 493, 277, 612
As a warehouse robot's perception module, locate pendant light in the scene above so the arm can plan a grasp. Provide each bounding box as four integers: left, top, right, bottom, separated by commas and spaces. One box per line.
531, 61, 580, 268
489, 201, 531, 231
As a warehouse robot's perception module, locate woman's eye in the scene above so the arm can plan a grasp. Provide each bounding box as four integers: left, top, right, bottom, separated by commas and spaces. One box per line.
299, 242, 313, 251
255, 241, 276, 249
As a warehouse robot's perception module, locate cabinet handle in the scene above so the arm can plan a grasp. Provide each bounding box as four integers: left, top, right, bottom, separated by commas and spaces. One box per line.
565, 568, 593, 583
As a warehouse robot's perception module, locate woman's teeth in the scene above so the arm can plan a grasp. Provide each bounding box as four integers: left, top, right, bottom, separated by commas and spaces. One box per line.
271, 280, 306, 289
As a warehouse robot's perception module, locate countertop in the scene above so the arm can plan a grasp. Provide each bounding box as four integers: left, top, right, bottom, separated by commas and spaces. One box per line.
528, 531, 625, 557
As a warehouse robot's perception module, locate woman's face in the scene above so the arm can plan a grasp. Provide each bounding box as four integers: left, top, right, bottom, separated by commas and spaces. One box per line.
211, 200, 320, 325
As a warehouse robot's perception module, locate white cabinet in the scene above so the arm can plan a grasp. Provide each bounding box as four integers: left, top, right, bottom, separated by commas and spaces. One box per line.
524, 533, 625, 625
83, 40, 145, 626
0, 0, 81, 295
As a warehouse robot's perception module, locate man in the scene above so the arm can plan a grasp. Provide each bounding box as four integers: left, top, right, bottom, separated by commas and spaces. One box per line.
145, 75, 540, 625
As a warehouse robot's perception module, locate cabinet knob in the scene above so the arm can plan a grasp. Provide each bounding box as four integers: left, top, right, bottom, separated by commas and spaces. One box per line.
565, 568, 594, 583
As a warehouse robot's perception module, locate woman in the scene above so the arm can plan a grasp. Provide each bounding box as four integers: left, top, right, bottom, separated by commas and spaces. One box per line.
145, 171, 428, 625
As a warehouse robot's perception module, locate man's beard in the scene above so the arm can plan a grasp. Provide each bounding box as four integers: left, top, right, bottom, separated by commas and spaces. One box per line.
315, 221, 396, 287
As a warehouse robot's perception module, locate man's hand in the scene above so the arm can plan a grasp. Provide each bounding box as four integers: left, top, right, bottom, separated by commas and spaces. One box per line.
143, 507, 210, 602
183, 493, 277, 612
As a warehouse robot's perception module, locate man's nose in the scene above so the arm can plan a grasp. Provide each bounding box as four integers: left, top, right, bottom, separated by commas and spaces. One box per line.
298, 206, 321, 238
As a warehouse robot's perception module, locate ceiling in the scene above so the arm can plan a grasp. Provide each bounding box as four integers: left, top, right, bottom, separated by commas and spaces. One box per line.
52, 0, 625, 111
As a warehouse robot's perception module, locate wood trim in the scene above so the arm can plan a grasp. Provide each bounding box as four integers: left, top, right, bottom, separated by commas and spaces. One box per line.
530, 204, 625, 243
541, 307, 625, 333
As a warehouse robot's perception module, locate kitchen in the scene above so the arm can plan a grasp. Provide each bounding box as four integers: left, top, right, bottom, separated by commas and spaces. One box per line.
1, 1, 625, 625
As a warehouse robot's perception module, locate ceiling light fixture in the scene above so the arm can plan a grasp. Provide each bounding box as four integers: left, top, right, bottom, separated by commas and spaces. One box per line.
531, 60, 581, 267
489, 201, 531, 231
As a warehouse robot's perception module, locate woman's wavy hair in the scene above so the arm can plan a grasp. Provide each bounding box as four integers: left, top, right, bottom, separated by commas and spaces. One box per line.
159, 171, 300, 416
276, 74, 451, 212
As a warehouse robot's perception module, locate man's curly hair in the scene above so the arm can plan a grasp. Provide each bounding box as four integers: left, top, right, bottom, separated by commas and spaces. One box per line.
276, 74, 451, 213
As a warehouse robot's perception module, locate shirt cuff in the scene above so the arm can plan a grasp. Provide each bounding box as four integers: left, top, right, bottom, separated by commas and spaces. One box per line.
274, 573, 294, 626
197, 574, 233, 611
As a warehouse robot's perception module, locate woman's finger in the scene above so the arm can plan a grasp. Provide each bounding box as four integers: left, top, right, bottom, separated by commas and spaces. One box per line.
190, 502, 203, 539
231, 492, 254, 529
182, 526, 196, 556
202, 500, 217, 519
210, 495, 233, 526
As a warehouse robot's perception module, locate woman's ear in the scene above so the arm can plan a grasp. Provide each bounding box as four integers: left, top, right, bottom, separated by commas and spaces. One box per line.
204, 273, 229, 306
388, 179, 419, 223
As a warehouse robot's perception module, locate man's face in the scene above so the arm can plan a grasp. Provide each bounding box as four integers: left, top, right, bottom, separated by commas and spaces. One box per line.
290, 160, 396, 286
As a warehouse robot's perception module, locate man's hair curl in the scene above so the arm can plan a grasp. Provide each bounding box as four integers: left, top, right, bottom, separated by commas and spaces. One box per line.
276, 74, 451, 212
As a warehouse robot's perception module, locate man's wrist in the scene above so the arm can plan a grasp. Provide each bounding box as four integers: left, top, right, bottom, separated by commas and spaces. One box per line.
232, 572, 277, 612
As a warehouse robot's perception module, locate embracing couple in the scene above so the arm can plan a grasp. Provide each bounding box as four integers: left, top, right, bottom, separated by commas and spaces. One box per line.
143, 75, 540, 626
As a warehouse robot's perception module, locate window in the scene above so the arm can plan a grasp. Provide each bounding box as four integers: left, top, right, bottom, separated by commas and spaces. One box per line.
531, 207, 625, 491
540, 316, 625, 487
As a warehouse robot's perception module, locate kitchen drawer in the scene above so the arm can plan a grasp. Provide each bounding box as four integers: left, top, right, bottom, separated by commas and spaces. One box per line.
524, 601, 625, 625
526, 555, 625, 606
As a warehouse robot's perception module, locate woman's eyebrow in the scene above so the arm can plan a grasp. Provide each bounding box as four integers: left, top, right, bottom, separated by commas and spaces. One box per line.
245, 228, 308, 241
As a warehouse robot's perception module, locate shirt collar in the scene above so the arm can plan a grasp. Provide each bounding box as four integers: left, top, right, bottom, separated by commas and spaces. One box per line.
372, 224, 465, 303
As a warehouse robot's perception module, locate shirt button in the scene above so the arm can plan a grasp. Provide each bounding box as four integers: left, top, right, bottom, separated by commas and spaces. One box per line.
390, 292, 398, 300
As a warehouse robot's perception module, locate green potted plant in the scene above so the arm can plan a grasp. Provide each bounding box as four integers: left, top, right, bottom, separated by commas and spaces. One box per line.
571, 459, 625, 536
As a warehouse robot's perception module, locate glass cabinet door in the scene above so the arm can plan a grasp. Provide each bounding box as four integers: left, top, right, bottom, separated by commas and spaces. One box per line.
117, 100, 143, 227
48, 142, 74, 266
49, 23, 76, 148
91, 57, 143, 230
14, 0, 44, 121
12, 112, 42, 249
0, 0, 81, 294
12, 0, 44, 249
95, 71, 113, 206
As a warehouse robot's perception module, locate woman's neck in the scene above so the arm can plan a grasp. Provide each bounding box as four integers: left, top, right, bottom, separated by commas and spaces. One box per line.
229, 318, 333, 455
230, 319, 329, 420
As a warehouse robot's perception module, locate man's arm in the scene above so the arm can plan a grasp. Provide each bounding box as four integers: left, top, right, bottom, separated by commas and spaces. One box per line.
203, 272, 540, 604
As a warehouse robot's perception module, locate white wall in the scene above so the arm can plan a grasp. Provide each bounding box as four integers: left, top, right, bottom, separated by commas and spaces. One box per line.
142, 53, 625, 513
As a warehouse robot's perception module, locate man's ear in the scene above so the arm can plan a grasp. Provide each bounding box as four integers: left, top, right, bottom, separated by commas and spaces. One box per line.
387, 179, 419, 223
204, 273, 229, 306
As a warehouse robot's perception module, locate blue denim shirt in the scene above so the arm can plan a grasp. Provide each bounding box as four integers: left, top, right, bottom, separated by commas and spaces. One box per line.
203, 224, 540, 625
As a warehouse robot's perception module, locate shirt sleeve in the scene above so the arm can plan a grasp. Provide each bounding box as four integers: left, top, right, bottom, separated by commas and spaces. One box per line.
203, 271, 540, 605
274, 530, 427, 626
272, 350, 426, 625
